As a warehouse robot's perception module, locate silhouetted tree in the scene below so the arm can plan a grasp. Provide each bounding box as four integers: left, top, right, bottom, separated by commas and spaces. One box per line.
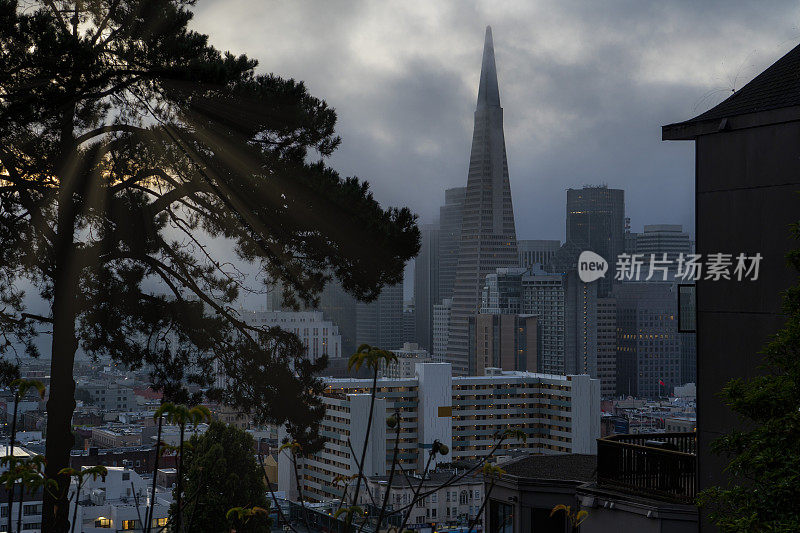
0, 1, 419, 529
175, 422, 270, 533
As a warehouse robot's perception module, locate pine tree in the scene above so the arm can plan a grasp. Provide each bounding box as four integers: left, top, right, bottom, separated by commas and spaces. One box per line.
0, 1, 419, 529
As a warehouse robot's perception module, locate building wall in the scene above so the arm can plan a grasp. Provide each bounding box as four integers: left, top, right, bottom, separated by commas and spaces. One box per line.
242, 310, 342, 360
432, 299, 452, 362
414, 223, 440, 351
693, 120, 800, 497
518, 239, 561, 269
566, 186, 625, 297
596, 297, 617, 398
280, 363, 600, 501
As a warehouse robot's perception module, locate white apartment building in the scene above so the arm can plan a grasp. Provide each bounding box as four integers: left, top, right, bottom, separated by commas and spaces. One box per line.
379, 342, 433, 379
278, 363, 600, 502
241, 310, 342, 361
0, 457, 170, 533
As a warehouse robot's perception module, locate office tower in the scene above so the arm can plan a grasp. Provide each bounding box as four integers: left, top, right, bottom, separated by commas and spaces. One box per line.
613, 282, 682, 398
469, 314, 538, 374
681, 330, 697, 385
241, 310, 342, 361
596, 297, 617, 397
278, 362, 600, 501
566, 185, 625, 296
438, 187, 466, 303
414, 224, 440, 350
634, 225, 692, 278
403, 303, 416, 343
482, 265, 598, 377
317, 280, 358, 357
432, 299, 452, 362
447, 27, 519, 375
356, 283, 404, 350
518, 239, 561, 269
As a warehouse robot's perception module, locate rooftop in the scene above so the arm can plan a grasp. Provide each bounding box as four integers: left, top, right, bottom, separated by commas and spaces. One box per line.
664, 41, 800, 138
499, 453, 597, 483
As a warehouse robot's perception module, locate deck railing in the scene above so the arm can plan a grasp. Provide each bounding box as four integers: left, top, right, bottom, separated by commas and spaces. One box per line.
596, 432, 697, 504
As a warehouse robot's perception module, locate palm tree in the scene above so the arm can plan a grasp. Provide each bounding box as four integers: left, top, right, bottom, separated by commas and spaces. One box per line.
59, 465, 108, 533
145, 402, 173, 533
6, 379, 45, 533
345, 344, 397, 526
161, 404, 211, 533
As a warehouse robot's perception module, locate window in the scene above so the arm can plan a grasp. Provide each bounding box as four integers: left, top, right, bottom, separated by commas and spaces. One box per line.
95, 518, 112, 528
122, 519, 141, 530
23, 504, 41, 516
22, 523, 41, 531
122, 472, 130, 481
489, 500, 513, 533
152, 517, 168, 527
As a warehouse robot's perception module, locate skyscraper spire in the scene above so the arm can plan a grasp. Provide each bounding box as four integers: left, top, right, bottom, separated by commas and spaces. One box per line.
477, 26, 500, 108
446, 27, 518, 376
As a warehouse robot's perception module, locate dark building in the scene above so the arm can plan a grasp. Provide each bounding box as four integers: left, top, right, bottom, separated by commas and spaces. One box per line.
356, 282, 403, 350
468, 313, 538, 374
663, 42, 800, 511
447, 26, 519, 376
438, 187, 466, 303
485, 454, 597, 533
414, 223, 439, 350
566, 186, 625, 297
613, 282, 681, 398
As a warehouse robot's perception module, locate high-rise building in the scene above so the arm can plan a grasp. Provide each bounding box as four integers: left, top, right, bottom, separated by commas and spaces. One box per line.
566, 185, 625, 297
414, 224, 440, 350
596, 297, 617, 398
447, 27, 519, 375
432, 298, 452, 362
468, 314, 538, 374
317, 280, 358, 357
613, 282, 682, 398
482, 265, 598, 377
356, 283, 404, 350
403, 302, 416, 344
634, 224, 692, 278
518, 239, 561, 269
438, 188, 465, 304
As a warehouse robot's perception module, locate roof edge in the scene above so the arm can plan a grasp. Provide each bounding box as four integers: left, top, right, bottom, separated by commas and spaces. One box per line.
663, 104, 800, 140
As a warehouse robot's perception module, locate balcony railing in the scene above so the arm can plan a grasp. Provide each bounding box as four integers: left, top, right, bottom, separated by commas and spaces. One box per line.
596, 432, 697, 504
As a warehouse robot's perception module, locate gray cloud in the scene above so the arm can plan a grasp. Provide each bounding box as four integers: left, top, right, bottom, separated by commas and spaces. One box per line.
190, 0, 800, 248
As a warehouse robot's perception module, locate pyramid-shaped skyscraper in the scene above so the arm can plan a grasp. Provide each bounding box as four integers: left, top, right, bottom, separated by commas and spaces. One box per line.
446, 26, 519, 375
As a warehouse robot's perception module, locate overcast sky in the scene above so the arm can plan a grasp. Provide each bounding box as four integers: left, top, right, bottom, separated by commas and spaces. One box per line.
191, 0, 800, 244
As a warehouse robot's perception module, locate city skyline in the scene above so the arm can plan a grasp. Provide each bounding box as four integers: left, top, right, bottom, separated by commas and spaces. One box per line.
188, 1, 800, 243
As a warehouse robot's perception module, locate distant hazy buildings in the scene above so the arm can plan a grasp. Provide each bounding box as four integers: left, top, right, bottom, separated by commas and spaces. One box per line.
414, 223, 440, 350
613, 282, 682, 398
242, 310, 342, 360
482, 266, 598, 377
432, 298, 452, 362
447, 27, 519, 375
438, 187, 466, 303
518, 239, 561, 269
629, 224, 693, 278
566, 185, 625, 297
356, 283, 404, 350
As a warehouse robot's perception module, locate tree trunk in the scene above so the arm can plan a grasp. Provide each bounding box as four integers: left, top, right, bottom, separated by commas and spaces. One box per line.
174, 423, 186, 533
42, 209, 80, 532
